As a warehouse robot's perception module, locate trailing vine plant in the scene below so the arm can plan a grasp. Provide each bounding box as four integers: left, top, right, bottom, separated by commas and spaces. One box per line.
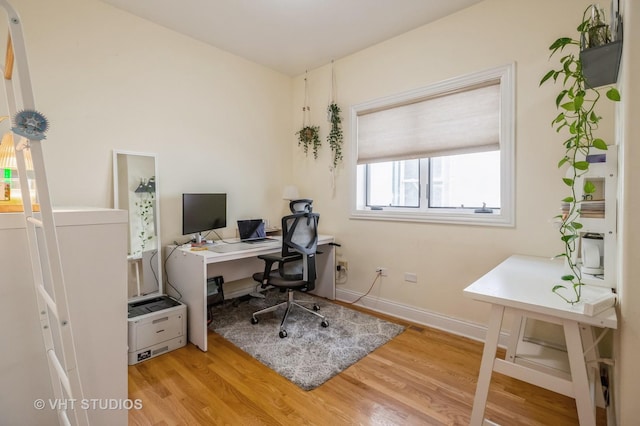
327, 102, 343, 167
327, 62, 344, 168
135, 190, 155, 253
540, 5, 620, 304
135, 178, 156, 253
296, 72, 322, 159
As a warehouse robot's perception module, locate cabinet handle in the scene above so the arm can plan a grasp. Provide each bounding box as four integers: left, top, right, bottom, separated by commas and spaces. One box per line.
152, 317, 169, 324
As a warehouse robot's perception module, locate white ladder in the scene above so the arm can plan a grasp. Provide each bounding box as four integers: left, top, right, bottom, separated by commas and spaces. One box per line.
1, 2, 89, 425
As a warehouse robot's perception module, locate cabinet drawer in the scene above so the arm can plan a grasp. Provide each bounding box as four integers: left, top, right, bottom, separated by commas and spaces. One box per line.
136, 313, 184, 349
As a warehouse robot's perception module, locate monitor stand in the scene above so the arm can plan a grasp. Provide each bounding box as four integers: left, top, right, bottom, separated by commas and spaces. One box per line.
193, 232, 204, 246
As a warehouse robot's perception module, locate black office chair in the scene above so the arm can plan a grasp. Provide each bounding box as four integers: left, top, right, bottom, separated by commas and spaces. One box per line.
250, 210, 328, 338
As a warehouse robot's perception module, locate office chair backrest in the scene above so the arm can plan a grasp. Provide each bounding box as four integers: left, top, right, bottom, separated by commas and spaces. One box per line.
281, 211, 319, 287
289, 199, 313, 214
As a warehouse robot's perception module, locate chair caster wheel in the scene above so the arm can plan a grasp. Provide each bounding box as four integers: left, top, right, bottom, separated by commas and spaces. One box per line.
279, 330, 288, 338
251, 317, 259, 325
313, 304, 320, 311
321, 320, 329, 328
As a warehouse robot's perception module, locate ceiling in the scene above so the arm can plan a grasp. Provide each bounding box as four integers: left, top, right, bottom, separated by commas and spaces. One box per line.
100, 0, 484, 76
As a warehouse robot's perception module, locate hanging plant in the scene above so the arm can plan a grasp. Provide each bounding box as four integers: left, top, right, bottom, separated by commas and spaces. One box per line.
296, 122, 321, 159
327, 103, 343, 167
327, 63, 344, 168
296, 73, 321, 159
540, 4, 621, 304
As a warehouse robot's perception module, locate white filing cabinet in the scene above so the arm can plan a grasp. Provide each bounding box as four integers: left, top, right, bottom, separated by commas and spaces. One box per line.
127, 295, 187, 364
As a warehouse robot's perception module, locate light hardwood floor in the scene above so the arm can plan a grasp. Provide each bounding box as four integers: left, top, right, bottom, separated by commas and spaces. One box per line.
128, 302, 605, 425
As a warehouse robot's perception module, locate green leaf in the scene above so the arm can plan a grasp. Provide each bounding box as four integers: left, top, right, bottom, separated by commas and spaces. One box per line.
560, 101, 576, 111
562, 178, 574, 186
558, 157, 569, 168
573, 94, 584, 110
553, 112, 565, 124
552, 285, 567, 292
606, 87, 621, 101
584, 181, 596, 194
561, 274, 575, 281
555, 91, 567, 107
549, 37, 573, 53
574, 161, 589, 171
592, 138, 608, 150
562, 196, 574, 203
569, 122, 577, 134
571, 221, 583, 229
540, 70, 555, 86
561, 234, 578, 243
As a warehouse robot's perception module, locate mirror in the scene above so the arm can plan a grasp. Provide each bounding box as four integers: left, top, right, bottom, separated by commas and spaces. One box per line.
113, 150, 161, 300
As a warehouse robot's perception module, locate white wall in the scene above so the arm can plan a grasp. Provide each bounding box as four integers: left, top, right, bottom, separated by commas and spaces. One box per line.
1, 0, 295, 246
292, 0, 613, 325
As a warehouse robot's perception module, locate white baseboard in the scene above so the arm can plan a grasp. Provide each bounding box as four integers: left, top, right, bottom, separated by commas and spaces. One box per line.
335, 287, 510, 347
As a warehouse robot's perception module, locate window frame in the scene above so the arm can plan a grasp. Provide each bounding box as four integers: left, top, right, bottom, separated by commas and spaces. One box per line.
350, 63, 515, 227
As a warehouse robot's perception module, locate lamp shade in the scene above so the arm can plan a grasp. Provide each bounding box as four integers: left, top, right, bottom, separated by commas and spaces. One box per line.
282, 185, 299, 200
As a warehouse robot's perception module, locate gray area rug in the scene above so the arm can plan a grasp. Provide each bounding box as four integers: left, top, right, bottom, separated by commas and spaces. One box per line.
209, 290, 405, 390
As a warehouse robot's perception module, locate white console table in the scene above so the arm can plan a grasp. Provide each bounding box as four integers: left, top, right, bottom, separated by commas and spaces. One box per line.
165, 235, 335, 351
464, 255, 617, 426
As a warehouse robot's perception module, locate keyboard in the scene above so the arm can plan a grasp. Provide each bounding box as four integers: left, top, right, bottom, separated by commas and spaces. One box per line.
244, 237, 278, 244
207, 243, 253, 253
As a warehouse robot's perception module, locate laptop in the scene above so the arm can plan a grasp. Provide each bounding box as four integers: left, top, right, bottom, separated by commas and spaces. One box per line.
237, 219, 276, 243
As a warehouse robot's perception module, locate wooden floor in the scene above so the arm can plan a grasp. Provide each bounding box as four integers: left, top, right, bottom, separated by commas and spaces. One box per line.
128, 302, 605, 425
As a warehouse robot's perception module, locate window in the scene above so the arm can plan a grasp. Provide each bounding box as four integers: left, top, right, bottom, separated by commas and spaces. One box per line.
352, 64, 515, 226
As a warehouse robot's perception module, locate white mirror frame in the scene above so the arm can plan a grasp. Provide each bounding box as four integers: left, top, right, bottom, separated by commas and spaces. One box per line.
113, 150, 162, 300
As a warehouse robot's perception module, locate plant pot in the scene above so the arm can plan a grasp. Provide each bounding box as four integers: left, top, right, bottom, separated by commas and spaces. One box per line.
580, 39, 623, 88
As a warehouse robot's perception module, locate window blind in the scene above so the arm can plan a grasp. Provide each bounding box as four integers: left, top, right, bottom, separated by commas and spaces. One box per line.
357, 82, 500, 164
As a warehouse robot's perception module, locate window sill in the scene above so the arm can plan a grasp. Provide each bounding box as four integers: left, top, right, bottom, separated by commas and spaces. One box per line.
350, 209, 514, 227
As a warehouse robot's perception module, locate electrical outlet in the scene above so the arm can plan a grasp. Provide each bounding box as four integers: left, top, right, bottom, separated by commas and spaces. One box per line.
376, 267, 388, 276
404, 272, 417, 283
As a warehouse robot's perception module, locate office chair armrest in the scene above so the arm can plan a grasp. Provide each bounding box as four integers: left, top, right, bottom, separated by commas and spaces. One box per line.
257, 253, 285, 262
257, 253, 301, 263
255, 253, 302, 287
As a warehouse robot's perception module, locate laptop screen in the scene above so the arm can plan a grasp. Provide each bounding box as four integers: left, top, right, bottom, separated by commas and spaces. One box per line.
237, 219, 266, 241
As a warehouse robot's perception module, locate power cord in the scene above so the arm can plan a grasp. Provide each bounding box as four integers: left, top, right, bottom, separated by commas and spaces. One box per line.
163, 241, 189, 301
344, 271, 382, 305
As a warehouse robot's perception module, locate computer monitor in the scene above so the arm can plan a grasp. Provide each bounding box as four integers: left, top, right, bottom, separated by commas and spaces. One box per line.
182, 193, 227, 244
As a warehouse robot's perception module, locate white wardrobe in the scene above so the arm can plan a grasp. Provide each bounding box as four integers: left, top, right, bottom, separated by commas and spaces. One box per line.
0, 208, 128, 425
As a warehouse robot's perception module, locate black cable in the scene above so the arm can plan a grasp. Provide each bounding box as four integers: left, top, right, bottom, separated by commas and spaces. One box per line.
344, 272, 381, 305
163, 241, 188, 301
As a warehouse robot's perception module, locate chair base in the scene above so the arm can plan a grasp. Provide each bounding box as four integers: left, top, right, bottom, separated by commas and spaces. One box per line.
251, 290, 328, 338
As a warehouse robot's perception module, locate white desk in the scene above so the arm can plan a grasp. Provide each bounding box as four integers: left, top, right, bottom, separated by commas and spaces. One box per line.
464, 255, 617, 426
165, 235, 335, 351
